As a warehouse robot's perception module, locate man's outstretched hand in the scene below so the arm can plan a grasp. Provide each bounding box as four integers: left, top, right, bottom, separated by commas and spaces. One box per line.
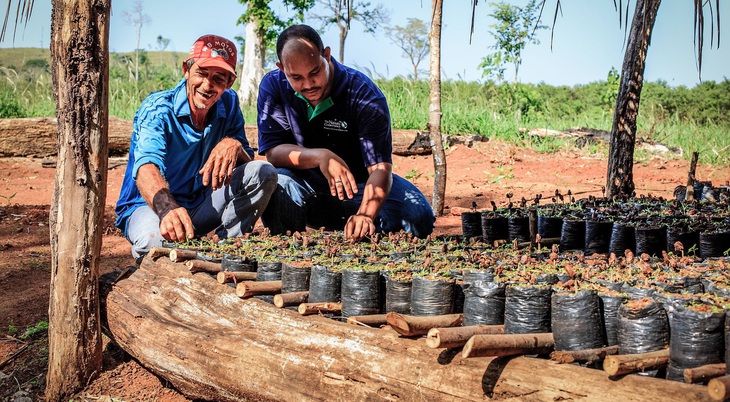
200, 137, 251, 190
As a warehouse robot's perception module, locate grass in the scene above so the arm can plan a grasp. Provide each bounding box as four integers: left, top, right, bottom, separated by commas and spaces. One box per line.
1, 48, 729, 166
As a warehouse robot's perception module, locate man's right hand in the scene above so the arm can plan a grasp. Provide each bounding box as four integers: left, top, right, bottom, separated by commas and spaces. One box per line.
319, 151, 357, 200
159, 206, 195, 242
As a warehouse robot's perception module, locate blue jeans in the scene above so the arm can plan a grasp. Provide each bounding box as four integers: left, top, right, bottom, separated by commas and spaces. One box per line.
261, 168, 435, 238
126, 160, 277, 258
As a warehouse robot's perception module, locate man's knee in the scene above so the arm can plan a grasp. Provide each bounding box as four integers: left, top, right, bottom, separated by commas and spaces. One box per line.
131, 230, 164, 258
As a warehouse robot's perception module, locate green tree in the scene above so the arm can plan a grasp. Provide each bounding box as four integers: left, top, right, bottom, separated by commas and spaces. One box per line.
385, 18, 429, 81
156, 35, 170, 51
237, 0, 314, 106
479, 0, 546, 83
309, 0, 390, 63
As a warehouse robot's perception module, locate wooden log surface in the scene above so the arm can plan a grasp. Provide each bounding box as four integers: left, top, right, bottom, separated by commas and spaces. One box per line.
462, 333, 555, 358
603, 349, 670, 377
386, 312, 463, 337
273, 291, 309, 308
99, 257, 713, 402
426, 325, 504, 349
0, 117, 438, 157
684, 363, 726, 384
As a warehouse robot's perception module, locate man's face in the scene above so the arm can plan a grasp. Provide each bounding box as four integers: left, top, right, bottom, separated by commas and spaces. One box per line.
277, 41, 332, 106
184, 62, 232, 111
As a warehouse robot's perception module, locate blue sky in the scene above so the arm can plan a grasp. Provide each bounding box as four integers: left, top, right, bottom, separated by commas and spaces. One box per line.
2, 0, 728, 87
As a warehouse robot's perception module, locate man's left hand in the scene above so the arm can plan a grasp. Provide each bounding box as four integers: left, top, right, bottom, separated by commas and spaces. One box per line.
200, 138, 251, 190
345, 214, 376, 241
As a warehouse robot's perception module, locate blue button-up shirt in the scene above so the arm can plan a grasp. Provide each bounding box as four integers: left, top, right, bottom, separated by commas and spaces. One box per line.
115, 79, 253, 234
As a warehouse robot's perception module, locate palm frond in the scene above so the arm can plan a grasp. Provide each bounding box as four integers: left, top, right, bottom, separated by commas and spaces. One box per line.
0, 0, 33, 43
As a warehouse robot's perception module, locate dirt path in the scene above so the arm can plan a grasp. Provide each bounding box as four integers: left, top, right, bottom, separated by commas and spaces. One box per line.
0, 139, 727, 401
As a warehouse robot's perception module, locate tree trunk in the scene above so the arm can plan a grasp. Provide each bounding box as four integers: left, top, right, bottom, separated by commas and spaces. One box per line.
605, 0, 661, 198
46, 0, 109, 400
98, 257, 713, 402
237, 16, 266, 107
338, 24, 347, 63
429, 0, 446, 216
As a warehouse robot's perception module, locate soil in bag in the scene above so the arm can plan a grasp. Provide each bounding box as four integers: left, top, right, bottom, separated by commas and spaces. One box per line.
281, 261, 312, 294
608, 222, 635, 257
560, 219, 586, 251
341, 269, 381, 317
584, 220, 613, 255
617, 298, 669, 355
254, 261, 283, 304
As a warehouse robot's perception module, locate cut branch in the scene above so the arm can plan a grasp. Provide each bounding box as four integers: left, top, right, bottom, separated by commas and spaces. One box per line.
386, 312, 462, 337
462, 333, 554, 358
426, 325, 504, 349
550, 345, 619, 364
603, 349, 670, 376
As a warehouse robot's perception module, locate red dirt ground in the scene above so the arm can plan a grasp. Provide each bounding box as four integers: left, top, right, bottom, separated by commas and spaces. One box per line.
0, 138, 727, 401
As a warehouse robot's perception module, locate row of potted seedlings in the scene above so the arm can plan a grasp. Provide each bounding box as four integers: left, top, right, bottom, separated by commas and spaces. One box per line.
165, 229, 730, 383
461, 187, 730, 259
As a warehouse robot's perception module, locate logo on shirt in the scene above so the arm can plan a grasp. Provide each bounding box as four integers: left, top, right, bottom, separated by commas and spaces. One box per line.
323, 119, 348, 132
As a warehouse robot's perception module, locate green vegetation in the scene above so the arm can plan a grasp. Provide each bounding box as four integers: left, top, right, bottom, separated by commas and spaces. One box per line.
1, 48, 728, 165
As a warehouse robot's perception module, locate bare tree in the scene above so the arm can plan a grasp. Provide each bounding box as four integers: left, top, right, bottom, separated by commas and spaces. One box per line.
429, 0, 446, 216
385, 18, 429, 81
310, 0, 390, 63
124, 0, 150, 83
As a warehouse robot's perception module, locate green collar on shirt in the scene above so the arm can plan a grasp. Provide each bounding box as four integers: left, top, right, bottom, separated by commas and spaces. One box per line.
295, 92, 334, 121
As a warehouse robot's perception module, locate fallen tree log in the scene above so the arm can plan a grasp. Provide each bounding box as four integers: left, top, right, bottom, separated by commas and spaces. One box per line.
0, 117, 434, 157
685, 363, 726, 384
99, 257, 712, 402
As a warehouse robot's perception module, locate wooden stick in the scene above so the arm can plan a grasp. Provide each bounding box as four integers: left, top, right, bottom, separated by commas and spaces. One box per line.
273, 291, 309, 308
235, 281, 282, 298
709, 375, 730, 401
529, 208, 538, 250
169, 249, 197, 263
346, 314, 389, 327
550, 345, 619, 364
603, 349, 670, 376
684, 363, 726, 384
462, 333, 554, 358
685, 151, 699, 201
185, 259, 222, 274
386, 313, 463, 337
216, 271, 257, 284
298, 302, 342, 316
147, 247, 171, 260
426, 325, 504, 349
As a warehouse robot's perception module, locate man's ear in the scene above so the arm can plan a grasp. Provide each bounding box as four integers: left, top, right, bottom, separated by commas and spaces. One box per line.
323, 46, 331, 60
276, 61, 284, 71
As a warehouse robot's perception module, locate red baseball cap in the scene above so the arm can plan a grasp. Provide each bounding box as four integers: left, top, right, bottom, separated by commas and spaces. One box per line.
187, 34, 238, 77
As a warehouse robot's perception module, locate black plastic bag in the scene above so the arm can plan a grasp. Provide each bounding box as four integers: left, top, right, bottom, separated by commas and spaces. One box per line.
598, 291, 627, 347
585, 220, 613, 255
508, 216, 530, 243
385, 275, 412, 314
504, 284, 552, 334
463, 281, 505, 326
552, 289, 605, 351
538, 215, 563, 240
617, 299, 669, 355
560, 219, 586, 251
341, 269, 380, 317
666, 305, 725, 382
281, 262, 312, 294
410, 276, 455, 316
221, 253, 256, 272
609, 222, 635, 257
308, 264, 342, 303
461, 211, 482, 239
700, 230, 730, 259
635, 226, 667, 257
254, 261, 283, 304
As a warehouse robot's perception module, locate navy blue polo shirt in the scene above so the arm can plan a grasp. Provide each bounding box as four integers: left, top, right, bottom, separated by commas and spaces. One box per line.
115, 79, 254, 234
257, 58, 392, 183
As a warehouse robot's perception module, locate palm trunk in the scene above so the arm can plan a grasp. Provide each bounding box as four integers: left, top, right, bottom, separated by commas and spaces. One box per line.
429, 0, 446, 216
46, 0, 109, 400
606, 0, 661, 198
237, 16, 266, 106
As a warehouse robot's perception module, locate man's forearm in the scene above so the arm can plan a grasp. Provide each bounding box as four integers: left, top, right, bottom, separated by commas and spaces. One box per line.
357, 167, 392, 219
266, 144, 329, 169
136, 163, 179, 218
